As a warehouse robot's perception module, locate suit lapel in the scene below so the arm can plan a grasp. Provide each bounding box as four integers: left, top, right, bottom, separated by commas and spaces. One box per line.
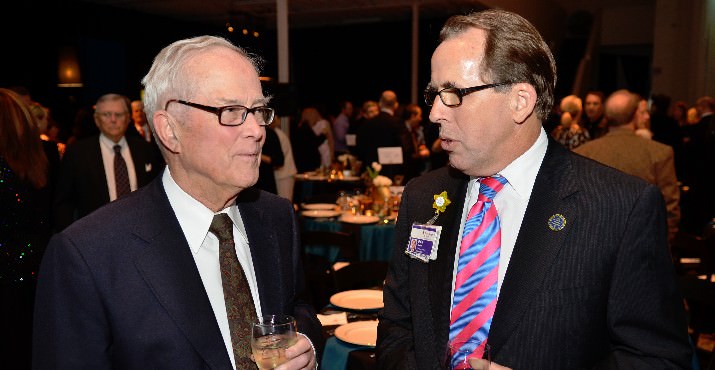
408, 168, 469, 362
237, 189, 285, 315
488, 140, 579, 355
132, 179, 232, 369
88, 138, 111, 204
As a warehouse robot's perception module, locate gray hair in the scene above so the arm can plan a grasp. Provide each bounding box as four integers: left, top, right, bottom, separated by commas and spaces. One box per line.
95, 93, 131, 114
141, 36, 262, 127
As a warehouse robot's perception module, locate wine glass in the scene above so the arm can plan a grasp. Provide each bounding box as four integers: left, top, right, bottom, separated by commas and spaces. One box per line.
250, 315, 297, 369
444, 339, 490, 370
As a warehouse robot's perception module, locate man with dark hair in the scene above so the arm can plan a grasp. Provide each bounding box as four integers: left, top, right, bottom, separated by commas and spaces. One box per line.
377, 9, 690, 369
583, 90, 608, 139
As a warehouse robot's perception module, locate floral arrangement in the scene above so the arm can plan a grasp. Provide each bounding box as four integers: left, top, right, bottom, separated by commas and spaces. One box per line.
373, 175, 393, 187
364, 162, 393, 187
365, 162, 382, 179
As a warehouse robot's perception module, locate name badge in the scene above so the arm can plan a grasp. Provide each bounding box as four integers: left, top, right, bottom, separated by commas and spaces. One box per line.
405, 223, 442, 262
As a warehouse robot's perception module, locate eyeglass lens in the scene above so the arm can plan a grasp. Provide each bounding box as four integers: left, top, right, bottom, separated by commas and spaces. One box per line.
220, 106, 274, 126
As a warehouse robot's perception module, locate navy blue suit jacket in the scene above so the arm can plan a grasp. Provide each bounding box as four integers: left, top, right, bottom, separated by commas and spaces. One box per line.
377, 138, 691, 369
34, 175, 321, 369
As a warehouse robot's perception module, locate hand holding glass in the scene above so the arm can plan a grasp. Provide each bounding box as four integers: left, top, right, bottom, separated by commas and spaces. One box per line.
250, 315, 298, 369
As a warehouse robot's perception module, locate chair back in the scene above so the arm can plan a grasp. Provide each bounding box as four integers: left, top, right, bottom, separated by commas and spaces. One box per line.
333, 261, 388, 292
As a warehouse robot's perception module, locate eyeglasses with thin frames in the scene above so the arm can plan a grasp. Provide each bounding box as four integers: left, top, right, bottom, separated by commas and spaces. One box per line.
423, 82, 512, 107
164, 99, 275, 126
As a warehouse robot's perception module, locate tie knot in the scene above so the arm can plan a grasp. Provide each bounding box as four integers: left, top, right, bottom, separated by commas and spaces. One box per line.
113, 144, 122, 154
478, 176, 508, 202
209, 213, 234, 243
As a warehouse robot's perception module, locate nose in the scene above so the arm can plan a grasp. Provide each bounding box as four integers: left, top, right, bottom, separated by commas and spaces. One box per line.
241, 112, 265, 140
428, 97, 449, 126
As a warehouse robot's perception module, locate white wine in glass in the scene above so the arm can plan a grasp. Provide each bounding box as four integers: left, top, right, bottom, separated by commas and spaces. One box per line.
251, 315, 298, 369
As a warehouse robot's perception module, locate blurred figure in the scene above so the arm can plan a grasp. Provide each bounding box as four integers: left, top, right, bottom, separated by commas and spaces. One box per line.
575, 89, 680, 241
255, 119, 284, 194
356, 91, 407, 178
672, 100, 689, 127
53, 93, 164, 231
0, 88, 57, 368
131, 99, 153, 143
7, 85, 32, 106
292, 107, 328, 173
29, 102, 62, 170
302, 107, 333, 168
681, 96, 715, 234
582, 91, 608, 138
634, 97, 653, 139
333, 100, 353, 155
649, 94, 682, 150
270, 117, 297, 201
402, 103, 430, 181
348, 100, 379, 141
551, 94, 590, 149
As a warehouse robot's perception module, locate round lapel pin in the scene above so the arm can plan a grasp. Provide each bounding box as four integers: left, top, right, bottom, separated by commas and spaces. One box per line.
548, 214, 566, 231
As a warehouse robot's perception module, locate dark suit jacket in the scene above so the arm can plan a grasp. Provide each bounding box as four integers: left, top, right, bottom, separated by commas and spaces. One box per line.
33, 176, 322, 369
53, 134, 163, 231
377, 138, 691, 369
356, 112, 407, 178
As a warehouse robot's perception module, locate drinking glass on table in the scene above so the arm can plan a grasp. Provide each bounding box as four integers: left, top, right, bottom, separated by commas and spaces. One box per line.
444, 338, 490, 370
251, 314, 298, 369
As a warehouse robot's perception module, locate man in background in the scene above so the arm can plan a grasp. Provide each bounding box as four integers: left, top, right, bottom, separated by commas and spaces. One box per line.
53, 93, 163, 231
575, 89, 680, 241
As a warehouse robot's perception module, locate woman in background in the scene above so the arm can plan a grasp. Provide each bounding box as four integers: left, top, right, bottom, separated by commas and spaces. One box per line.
0, 88, 57, 368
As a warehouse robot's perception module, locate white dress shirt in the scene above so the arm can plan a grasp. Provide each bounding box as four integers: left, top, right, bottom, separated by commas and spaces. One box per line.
99, 134, 137, 201
162, 169, 262, 370
450, 128, 548, 309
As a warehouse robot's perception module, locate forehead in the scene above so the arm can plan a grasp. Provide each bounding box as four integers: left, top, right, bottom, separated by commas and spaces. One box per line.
585, 94, 602, 103
431, 28, 487, 86
184, 47, 261, 97
97, 99, 127, 112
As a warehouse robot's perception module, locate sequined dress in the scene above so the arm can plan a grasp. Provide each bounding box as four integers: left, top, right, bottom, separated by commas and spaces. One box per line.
0, 156, 53, 285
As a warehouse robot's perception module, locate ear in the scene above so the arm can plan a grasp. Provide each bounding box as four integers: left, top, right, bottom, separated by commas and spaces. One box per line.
510, 83, 537, 124
152, 111, 180, 154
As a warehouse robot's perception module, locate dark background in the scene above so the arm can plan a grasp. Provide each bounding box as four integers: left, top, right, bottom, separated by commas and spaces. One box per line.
1, 0, 650, 140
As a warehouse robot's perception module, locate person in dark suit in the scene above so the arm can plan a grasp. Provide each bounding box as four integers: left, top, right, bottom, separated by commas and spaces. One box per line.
52, 93, 163, 231
34, 36, 321, 369
356, 90, 407, 178
377, 9, 691, 369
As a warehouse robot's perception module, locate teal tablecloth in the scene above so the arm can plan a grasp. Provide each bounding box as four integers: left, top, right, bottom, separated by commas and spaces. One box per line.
321, 336, 373, 370
302, 218, 396, 262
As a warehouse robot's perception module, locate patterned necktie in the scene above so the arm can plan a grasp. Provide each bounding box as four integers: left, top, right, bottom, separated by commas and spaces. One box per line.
113, 145, 131, 198
449, 176, 508, 365
209, 213, 258, 369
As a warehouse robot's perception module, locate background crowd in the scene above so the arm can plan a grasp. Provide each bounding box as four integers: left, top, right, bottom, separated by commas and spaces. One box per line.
1, 69, 714, 369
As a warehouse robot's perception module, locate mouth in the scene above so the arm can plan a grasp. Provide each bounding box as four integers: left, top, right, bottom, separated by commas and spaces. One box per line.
440, 136, 456, 151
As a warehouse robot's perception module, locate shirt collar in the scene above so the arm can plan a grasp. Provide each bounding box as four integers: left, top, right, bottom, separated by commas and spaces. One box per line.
162, 169, 248, 254
470, 127, 548, 200
99, 133, 127, 149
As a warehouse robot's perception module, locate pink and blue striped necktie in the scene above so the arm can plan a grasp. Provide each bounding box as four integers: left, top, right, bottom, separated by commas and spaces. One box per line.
449, 175, 508, 365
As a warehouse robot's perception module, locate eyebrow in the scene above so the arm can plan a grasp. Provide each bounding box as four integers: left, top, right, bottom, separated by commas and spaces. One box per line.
215, 96, 272, 108
427, 81, 458, 90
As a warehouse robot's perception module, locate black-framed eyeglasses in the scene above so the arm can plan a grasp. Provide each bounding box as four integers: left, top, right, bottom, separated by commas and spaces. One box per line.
423, 82, 512, 107
164, 99, 274, 126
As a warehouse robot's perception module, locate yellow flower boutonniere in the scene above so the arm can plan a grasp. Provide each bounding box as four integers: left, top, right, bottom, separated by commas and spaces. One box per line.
432, 191, 451, 214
